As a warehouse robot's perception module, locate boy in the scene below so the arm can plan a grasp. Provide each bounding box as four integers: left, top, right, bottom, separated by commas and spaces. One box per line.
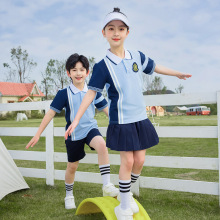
26, 53, 119, 209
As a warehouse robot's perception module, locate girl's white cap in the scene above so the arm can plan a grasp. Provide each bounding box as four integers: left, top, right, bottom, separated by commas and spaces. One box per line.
103, 8, 129, 29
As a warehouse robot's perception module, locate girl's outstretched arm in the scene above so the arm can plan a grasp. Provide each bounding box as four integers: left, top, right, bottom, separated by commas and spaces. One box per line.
65, 89, 97, 139
155, 64, 192, 80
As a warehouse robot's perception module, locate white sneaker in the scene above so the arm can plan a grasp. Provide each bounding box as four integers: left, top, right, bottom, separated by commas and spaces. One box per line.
114, 205, 133, 220
64, 196, 76, 209
117, 192, 139, 214
103, 183, 119, 197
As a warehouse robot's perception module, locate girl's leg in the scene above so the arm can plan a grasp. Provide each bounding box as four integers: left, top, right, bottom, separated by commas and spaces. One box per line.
118, 151, 134, 210
131, 149, 146, 187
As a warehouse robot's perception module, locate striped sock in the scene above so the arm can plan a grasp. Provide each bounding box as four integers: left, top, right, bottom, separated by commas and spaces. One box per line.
99, 164, 110, 186
131, 172, 140, 187
119, 179, 131, 210
65, 182, 74, 197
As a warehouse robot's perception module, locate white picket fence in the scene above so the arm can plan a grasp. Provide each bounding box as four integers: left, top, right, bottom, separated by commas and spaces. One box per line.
0, 92, 220, 204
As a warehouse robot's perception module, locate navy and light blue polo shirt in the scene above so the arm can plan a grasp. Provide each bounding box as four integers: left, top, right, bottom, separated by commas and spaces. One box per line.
50, 83, 107, 141
88, 49, 155, 124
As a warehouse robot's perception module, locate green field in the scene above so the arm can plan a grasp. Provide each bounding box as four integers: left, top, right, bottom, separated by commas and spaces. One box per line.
0, 114, 219, 219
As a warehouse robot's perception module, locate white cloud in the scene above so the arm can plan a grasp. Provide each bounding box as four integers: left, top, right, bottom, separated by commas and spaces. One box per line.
0, 0, 219, 93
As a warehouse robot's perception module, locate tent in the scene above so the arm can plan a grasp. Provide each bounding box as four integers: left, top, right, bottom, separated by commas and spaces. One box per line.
177, 106, 189, 111
0, 138, 29, 200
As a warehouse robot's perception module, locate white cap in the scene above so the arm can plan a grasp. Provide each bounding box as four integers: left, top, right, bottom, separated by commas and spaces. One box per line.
103, 8, 129, 29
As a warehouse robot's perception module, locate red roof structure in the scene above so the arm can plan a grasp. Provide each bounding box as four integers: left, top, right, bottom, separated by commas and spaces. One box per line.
0, 82, 45, 101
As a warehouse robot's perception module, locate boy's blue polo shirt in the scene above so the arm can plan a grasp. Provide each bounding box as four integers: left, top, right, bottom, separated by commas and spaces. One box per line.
88, 49, 155, 125
50, 83, 107, 141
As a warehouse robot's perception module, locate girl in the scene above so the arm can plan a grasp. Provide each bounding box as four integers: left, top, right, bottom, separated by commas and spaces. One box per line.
65, 8, 191, 220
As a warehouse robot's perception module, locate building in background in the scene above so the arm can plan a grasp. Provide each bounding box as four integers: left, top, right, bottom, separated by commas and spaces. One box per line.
0, 81, 45, 116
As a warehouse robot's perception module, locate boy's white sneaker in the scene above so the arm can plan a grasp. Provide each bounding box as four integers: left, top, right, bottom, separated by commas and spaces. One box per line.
64, 195, 76, 209
117, 192, 139, 214
114, 205, 133, 220
103, 183, 119, 197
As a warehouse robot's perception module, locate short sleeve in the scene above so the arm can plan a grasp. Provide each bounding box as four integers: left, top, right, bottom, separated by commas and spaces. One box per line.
94, 92, 108, 111
50, 89, 67, 113
88, 63, 107, 92
138, 51, 156, 75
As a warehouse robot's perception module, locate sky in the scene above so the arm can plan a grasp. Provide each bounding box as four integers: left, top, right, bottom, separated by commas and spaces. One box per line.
0, 0, 220, 94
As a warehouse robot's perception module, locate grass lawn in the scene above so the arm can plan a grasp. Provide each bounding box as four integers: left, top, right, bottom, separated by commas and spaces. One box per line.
0, 113, 219, 219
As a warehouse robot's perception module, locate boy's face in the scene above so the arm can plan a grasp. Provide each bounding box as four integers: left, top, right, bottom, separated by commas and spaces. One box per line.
67, 61, 89, 86
102, 20, 129, 48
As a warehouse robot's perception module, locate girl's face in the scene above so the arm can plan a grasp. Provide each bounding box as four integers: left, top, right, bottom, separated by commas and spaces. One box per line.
67, 61, 89, 86
102, 20, 129, 48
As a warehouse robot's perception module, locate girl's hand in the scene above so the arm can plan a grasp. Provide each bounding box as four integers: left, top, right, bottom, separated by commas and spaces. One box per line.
176, 73, 192, 80
65, 120, 79, 140
26, 136, 39, 149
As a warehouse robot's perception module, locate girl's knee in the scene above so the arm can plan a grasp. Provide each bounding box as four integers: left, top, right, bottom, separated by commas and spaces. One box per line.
134, 156, 145, 168
122, 157, 134, 171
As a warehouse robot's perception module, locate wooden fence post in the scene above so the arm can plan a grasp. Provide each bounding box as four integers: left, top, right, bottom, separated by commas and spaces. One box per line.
45, 103, 54, 186
217, 91, 220, 206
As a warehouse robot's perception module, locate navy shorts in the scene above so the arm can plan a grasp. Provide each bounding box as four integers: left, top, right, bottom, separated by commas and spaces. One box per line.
65, 128, 102, 162
106, 118, 159, 151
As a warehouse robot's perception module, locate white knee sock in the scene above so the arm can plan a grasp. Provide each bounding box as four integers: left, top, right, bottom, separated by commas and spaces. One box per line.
119, 179, 131, 210
99, 164, 110, 186
131, 172, 140, 188
65, 182, 74, 197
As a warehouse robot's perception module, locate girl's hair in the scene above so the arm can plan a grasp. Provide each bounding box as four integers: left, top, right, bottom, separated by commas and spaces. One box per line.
66, 53, 89, 72
103, 7, 129, 30
110, 7, 127, 17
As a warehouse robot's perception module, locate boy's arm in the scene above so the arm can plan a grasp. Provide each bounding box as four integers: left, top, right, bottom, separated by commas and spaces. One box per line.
154, 64, 192, 80
26, 109, 56, 149
102, 106, 109, 117
65, 89, 97, 139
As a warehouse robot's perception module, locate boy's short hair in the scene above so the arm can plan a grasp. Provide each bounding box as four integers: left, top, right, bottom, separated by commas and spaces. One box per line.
66, 53, 89, 72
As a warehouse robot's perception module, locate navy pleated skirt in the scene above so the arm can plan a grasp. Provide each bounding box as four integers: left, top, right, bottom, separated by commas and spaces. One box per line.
106, 118, 159, 151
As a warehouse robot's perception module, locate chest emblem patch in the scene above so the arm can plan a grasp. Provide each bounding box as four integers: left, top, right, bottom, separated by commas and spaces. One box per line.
132, 62, 139, 72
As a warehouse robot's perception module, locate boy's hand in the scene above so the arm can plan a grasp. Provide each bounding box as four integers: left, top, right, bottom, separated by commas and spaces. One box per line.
65, 120, 79, 140
176, 73, 192, 80
26, 136, 39, 149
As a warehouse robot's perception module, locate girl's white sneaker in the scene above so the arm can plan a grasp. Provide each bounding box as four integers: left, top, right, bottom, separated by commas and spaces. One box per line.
114, 205, 133, 220
117, 192, 139, 214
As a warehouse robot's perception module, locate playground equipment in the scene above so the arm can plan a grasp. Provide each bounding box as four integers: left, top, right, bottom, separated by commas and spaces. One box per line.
75, 196, 151, 220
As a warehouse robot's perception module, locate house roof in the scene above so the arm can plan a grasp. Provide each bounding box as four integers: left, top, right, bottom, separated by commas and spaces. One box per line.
18, 95, 33, 102
0, 82, 45, 97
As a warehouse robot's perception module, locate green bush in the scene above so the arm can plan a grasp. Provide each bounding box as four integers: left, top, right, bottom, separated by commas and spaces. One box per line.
30, 110, 44, 119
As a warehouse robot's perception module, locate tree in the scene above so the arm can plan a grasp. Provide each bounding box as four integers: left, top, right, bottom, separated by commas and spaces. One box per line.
41, 60, 55, 100
86, 57, 96, 84
46, 59, 69, 92
143, 75, 167, 94
142, 73, 153, 92
3, 46, 37, 83
175, 84, 184, 93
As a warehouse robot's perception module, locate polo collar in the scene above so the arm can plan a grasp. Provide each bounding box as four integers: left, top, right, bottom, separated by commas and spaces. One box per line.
106, 49, 132, 65
69, 83, 88, 94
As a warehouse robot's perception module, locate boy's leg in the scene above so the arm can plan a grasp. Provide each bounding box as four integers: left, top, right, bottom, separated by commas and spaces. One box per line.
64, 139, 85, 209
88, 132, 119, 197
131, 149, 146, 187
65, 161, 79, 196
64, 161, 79, 209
